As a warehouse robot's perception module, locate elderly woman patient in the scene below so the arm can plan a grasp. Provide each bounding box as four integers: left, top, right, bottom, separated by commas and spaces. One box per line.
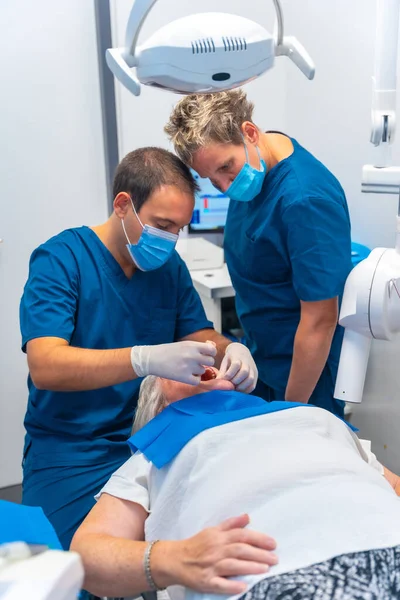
71, 370, 400, 600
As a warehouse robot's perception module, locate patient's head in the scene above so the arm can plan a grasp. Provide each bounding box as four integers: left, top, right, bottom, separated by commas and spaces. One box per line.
133, 368, 234, 433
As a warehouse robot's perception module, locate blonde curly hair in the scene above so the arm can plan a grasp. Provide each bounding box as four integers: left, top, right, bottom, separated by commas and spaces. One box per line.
165, 89, 255, 164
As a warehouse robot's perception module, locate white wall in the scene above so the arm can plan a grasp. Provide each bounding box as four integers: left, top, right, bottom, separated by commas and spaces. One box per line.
0, 0, 108, 487
283, 0, 400, 250
282, 0, 400, 471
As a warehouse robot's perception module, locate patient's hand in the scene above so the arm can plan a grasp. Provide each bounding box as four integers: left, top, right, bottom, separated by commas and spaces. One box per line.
153, 514, 278, 594
384, 467, 400, 496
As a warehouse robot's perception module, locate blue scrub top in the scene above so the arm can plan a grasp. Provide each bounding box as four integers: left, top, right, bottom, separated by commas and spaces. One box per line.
224, 137, 352, 411
20, 226, 212, 469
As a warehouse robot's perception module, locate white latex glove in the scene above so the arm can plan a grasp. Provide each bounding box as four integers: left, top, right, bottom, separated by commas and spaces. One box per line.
130, 341, 217, 385
218, 342, 258, 393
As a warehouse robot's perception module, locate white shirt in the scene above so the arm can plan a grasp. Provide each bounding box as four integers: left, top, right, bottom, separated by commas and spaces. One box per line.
98, 407, 400, 600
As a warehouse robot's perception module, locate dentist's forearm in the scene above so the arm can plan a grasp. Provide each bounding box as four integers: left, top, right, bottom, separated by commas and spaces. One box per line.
26, 338, 137, 392
285, 322, 336, 403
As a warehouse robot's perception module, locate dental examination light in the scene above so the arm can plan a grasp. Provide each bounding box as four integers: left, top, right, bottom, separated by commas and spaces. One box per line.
334, 0, 400, 404
106, 0, 315, 96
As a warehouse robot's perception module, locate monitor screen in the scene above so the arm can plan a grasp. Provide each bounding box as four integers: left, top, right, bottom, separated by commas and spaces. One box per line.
189, 169, 230, 233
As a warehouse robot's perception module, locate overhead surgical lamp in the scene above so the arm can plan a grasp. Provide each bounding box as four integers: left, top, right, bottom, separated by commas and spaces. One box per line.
106, 0, 315, 96
334, 0, 400, 404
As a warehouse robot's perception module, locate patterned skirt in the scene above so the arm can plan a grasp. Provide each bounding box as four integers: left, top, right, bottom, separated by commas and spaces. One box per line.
241, 545, 400, 600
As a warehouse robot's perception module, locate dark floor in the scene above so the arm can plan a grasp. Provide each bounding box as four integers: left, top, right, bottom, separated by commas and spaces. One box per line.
0, 484, 22, 503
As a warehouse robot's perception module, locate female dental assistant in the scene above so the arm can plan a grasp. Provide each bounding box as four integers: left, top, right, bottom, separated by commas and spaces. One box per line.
20, 147, 257, 550
166, 90, 353, 418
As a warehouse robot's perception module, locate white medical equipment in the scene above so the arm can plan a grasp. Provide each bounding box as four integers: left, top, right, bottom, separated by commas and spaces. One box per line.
334, 0, 400, 404
0, 543, 84, 600
106, 0, 315, 96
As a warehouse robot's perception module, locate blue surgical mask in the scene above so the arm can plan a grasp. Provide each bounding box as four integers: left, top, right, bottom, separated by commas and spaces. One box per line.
226, 141, 267, 202
122, 200, 178, 271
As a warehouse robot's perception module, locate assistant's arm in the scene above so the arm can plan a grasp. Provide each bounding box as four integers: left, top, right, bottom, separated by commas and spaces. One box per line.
285, 298, 338, 403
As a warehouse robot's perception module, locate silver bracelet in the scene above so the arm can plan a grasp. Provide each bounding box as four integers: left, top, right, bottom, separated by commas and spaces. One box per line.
144, 540, 165, 591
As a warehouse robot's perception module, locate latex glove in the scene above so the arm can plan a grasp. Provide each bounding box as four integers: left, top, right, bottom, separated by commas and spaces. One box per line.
130, 341, 217, 385
218, 342, 258, 393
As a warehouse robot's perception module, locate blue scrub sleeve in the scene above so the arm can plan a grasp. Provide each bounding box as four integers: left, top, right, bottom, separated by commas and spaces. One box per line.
20, 244, 79, 351
174, 257, 213, 339
283, 196, 352, 302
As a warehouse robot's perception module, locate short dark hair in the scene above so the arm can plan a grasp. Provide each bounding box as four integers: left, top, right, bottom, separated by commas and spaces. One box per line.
112, 147, 199, 211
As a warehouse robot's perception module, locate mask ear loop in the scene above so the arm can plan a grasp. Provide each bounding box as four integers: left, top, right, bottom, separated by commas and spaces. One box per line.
121, 219, 132, 245
255, 146, 263, 171
121, 197, 144, 245
241, 133, 250, 163
241, 134, 262, 169
130, 198, 145, 228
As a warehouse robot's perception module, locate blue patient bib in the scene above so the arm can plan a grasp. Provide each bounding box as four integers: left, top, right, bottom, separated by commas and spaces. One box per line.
128, 391, 357, 468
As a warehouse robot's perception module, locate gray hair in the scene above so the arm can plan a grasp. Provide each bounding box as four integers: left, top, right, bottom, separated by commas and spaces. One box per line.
132, 375, 166, 434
